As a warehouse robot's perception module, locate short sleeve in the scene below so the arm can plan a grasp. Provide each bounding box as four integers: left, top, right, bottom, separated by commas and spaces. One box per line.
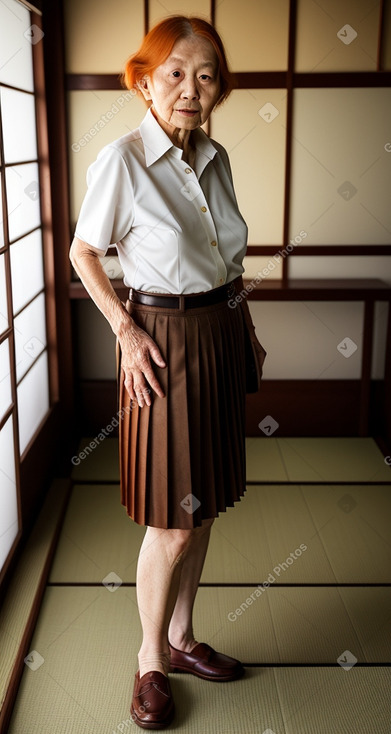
210, 139, 234, 183
211, 140, 241, 208
74, 145, 134, 254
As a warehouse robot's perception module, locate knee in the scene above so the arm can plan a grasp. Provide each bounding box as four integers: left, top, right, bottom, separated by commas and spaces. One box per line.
165, 529, 194, 566
160, 519, 215, 567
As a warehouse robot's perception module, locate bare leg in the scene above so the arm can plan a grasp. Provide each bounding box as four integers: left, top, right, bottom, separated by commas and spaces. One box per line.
136, 526, 194, 678
168, 518, 214, 653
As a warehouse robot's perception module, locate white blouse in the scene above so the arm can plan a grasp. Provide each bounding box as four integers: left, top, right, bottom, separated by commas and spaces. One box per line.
75, 108, 248, 294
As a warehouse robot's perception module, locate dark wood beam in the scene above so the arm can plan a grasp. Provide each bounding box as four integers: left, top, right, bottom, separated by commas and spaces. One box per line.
65, 71, 391, 91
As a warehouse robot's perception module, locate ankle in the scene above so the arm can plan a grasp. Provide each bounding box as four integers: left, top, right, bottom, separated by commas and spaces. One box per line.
138, 649, 171, 678
168, 633, 198, 654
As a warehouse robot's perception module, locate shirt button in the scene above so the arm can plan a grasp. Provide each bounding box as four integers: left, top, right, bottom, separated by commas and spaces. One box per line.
201, 206, 207, 212
219, 278, 224, 284
185, 167, 192, 174
210, 240, 217, 247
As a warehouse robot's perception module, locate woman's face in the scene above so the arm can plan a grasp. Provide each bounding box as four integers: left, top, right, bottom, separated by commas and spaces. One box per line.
139, 35, 221, 138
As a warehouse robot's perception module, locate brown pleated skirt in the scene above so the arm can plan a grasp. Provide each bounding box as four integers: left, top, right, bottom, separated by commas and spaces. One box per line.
117, 291, 246, 529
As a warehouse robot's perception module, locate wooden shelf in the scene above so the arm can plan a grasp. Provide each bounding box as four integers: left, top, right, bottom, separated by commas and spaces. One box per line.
69, 277, 391, 302
68, 277, 391, 441
243, 278, 391, 300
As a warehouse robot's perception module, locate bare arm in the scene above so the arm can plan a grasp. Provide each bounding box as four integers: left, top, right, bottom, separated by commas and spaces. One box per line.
69, 237, 166, 407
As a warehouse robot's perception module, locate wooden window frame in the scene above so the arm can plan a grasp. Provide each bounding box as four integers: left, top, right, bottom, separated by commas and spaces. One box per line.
0, 1, 73, 598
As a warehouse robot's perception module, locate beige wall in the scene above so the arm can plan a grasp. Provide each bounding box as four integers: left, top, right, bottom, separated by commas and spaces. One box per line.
215, 0, 289, 71
65, 0, 391, 382
149, 0, 210, 26
64, 0, 144, 73
211, 89, 287, 245
295, 0, 380, 72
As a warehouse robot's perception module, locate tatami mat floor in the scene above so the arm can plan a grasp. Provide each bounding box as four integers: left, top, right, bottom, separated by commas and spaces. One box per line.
8, 438, 391, 733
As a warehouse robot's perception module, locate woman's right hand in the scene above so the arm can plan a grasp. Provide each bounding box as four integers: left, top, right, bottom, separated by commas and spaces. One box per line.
69, 237, 166, 408
118, 320, 166, 407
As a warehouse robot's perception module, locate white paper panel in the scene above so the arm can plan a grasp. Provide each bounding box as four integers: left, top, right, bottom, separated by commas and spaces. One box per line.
149, 0, 210, 28
384, 0, 391, 70
0, 178, 3, 247
242, 254, 283, 281
0, 338, 12, 421
1, 87, 37, 164
14, 293, 47, 382
289, 256, 391, 285
0, 253, 8, 335
288, 256, 390, 381
5, 162, 41, 242
296, 0, 380, 72
68, 91, 146, 222
76, 300, 116, 380
211, 89, 286, 245
0, 415, 19, 574
250, 301, 364, 380
10, 229, 44, 314
64, 0, 144, 74
17, 350, 49, 455
290, 88, 391, 245
215, 0, 289, 71
0, 0, 34, 92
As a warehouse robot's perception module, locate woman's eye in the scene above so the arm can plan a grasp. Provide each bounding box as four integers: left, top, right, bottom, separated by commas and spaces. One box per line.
172, 71, 181, 78
200, 74, 211, 81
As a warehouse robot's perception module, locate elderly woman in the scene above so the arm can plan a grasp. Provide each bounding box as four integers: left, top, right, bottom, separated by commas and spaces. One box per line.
70, 15, 264, 730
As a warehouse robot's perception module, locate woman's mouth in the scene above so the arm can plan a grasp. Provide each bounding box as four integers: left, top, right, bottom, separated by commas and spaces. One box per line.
176, 109, 198, 117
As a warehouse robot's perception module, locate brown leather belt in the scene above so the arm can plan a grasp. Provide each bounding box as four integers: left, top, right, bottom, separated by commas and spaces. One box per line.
129, 280, 237, 310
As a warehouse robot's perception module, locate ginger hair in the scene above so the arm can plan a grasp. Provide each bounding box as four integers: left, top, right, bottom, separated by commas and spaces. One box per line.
122, 15, 234, 107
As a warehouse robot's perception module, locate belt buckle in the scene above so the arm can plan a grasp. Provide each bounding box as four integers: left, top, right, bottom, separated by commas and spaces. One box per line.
227, 282, 236, 299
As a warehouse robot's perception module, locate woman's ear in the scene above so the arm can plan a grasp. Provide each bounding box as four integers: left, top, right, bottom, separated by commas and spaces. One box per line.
138, 77, 152, 101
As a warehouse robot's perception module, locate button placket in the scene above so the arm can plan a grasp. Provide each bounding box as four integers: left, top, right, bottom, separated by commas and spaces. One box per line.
179, 160, 227, 288
197, 204, 227, 287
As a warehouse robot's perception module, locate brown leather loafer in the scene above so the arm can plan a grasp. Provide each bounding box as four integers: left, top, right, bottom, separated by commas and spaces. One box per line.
169, 642, 245, 682
130, 671, 175, 729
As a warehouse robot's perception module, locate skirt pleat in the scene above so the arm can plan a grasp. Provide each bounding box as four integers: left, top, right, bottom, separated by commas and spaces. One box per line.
118, 294, 246, 529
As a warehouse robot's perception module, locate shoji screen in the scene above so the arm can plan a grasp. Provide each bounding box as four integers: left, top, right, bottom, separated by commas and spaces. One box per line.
0, 0, 49, 575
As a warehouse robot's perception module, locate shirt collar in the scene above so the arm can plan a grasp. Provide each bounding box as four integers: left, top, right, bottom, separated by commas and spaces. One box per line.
139, 107, 218, 170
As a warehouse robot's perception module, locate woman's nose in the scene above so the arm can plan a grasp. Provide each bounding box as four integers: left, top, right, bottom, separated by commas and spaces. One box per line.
180, 78, 199, 100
